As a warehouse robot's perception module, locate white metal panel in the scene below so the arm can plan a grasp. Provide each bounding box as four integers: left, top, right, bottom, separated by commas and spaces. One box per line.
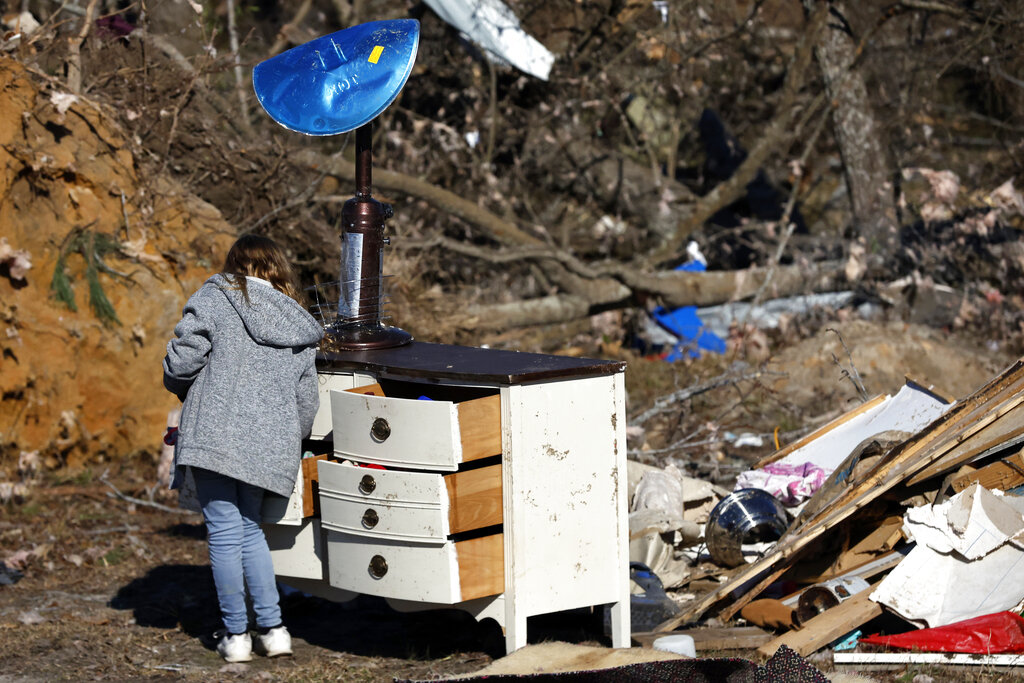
265, 519, 325, 580
330, 389, 463, 470
311, 372, 374, 439
325, 531, 461, 603
504, 374, 626, 618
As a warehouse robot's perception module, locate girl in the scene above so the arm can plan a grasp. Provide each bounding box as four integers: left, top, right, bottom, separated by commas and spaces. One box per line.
163, 234, 323, 662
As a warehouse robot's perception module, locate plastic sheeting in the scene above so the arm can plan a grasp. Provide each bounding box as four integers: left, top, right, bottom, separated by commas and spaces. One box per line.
422, 0, 554, 80
860, 612, 1024, 654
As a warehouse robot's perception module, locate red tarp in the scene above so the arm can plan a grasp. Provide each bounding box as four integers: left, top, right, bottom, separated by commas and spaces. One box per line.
860, 611, 1024, 654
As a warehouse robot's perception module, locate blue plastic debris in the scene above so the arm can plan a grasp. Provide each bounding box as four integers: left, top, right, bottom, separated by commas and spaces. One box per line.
648, 245, 726, 361
652, 305, 727, 360
831, 629, 862, 651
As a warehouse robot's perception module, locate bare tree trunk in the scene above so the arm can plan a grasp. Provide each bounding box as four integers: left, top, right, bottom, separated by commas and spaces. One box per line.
806, 0, 899, 273
225, 0, 251, 131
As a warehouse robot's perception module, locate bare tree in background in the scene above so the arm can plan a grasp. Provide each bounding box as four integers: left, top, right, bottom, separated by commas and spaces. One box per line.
803, 0, 899, 275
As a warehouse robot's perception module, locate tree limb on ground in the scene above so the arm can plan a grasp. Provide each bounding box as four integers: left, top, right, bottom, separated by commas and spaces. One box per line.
303, 151, 847, 328
294, 148, 549, 249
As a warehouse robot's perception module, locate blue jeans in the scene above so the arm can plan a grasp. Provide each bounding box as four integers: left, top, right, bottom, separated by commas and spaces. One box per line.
192, 467, 281, 634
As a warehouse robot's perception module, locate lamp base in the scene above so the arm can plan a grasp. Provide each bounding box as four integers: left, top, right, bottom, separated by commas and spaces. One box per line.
322, 322, 413, 351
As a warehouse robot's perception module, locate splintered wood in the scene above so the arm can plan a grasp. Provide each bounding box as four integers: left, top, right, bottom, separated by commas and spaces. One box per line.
654, 358, 1024, 652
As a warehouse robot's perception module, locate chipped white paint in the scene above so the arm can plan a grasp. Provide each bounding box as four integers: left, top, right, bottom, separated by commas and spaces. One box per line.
261, 464, 306, 526
502, 374, 629, 651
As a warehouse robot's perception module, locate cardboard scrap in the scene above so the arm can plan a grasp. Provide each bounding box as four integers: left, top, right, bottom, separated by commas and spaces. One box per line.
951, 448, 1024, 493
633, 626, 772, 651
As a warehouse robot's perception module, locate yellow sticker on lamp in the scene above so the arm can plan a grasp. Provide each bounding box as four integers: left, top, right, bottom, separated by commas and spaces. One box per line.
368, 45, 384, 63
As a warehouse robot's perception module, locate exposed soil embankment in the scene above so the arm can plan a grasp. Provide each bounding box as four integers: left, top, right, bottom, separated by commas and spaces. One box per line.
0, 58, 233, 474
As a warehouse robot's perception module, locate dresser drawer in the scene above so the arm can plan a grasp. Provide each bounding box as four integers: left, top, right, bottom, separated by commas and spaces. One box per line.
325, 530, 504, 603
317, 460, 503, 542
310, 371, 375, 439
330, 383, 501, 470
318, 458, 445, 506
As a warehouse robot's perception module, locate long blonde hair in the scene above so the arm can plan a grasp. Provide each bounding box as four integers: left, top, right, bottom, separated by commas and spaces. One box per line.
222, 233, 302, 304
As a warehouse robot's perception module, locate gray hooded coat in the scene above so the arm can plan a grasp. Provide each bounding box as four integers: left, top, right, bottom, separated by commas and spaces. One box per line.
163, 274, 324, 497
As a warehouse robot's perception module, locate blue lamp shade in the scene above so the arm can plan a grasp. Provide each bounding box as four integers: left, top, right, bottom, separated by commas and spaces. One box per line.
253, 19, 420, 136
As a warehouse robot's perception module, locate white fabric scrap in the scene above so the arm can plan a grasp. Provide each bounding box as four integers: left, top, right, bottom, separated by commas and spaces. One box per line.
871, 483, 1024, 627
423, 0, 555, 80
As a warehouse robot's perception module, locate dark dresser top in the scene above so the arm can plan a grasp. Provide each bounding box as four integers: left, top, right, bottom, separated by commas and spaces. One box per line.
318, 341, 626, 385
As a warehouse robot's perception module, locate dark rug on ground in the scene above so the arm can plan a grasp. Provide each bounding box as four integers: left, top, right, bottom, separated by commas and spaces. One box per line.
396, 645, 828, 683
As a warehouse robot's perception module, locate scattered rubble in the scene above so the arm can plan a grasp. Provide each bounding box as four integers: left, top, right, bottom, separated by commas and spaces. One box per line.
627, 354, 1024, 666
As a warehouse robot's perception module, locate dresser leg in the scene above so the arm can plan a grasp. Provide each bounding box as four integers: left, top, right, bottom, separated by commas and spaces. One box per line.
504, 609, 528, 654
609, 599, 630, 648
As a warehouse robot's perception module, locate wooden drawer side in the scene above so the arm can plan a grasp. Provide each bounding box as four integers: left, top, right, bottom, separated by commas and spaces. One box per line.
456, 533, 504, 601
301, 454, 329, 518
457, 395, 502, 462
325, 531, 504, 603
445, 465, 503, 534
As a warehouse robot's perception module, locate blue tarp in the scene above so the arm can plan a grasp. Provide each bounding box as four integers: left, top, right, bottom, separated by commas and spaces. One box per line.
651, 259, 726, 361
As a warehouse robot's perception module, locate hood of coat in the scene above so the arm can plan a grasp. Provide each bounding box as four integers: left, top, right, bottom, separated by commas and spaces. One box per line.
209, 274, 323, 347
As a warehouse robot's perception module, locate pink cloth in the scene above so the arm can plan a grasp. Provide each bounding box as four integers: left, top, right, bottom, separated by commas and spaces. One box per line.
734, 462, 830, 506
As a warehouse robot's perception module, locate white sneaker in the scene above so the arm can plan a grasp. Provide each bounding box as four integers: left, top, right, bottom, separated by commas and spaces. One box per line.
216, 632, 253, 663
254, 625, 293, 657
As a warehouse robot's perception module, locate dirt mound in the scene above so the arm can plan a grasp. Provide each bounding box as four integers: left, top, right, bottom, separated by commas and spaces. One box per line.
0, 57, 233, 475
767, 318, 1015, 412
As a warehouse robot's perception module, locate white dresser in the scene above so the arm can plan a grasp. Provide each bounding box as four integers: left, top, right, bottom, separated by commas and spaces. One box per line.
262, 341, 630, 653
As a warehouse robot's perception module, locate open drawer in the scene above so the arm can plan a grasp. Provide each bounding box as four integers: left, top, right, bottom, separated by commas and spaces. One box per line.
325, 530, 504, 604
317, 459, 502, 543
330, 382, 501, 470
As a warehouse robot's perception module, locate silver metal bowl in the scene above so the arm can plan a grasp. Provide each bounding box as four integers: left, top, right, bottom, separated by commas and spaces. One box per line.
704, 488, 790, 567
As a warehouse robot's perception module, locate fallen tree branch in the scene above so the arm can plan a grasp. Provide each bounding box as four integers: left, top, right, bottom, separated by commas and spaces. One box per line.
630, 369, 771, 426
65, 0, 99, 94
100, 472, 197, 515
295, 149, 548, 248
298, 151, 846, 330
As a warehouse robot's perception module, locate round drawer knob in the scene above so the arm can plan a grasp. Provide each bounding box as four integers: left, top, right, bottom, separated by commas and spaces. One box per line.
369, 554, 388, 579
371, 417, 391, 441
362, 508, 379, 529
358, 474, 376, 495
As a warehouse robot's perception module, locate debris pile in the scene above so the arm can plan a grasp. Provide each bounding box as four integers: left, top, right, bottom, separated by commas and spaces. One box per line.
629, 356, 1024, 666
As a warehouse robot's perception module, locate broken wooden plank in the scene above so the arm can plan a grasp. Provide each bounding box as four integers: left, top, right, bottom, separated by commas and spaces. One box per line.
756, 585, 882, 658
633, 626, 772, 651
950, 448, 1024, 493
754, 394, 888, 469
907, 405, 1024, 486
799, 363, 1024, 529
904, 374, 956, 404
